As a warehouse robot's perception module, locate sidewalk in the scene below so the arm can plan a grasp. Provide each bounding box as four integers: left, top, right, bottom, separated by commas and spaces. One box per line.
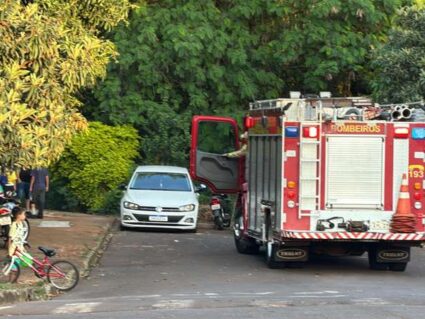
0, 210, 115, 305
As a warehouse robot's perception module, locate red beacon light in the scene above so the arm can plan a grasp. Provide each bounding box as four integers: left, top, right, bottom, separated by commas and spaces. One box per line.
245, 116, 255, 129
303, 126, 319, 138
394, 127, 409, 138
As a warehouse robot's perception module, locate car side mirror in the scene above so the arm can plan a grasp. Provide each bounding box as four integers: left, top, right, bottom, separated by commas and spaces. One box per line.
195, 184, 207, 193
118, 183, 127, 191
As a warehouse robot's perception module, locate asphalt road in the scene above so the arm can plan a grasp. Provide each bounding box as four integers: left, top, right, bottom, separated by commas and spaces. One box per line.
2, 227, 425, 318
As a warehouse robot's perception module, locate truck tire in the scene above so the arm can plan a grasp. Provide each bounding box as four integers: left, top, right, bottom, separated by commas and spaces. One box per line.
233, 216, 259, 254
285, 262, 306, 269
265, 242, 281, 269
343, 108, 361, 120
234, 235, 260, 255
389, 262, 407, 272
368, 249, 388, 270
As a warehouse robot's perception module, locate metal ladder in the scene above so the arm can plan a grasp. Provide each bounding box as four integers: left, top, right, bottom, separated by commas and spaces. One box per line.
298, 101, 323, 218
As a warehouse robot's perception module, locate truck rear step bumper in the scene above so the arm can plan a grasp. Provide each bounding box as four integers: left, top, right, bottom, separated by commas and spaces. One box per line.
281, 231, 425, 241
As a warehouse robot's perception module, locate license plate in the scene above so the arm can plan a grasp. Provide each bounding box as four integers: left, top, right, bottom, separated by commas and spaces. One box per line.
149, 215, 168, 222
211, 204, 221, 210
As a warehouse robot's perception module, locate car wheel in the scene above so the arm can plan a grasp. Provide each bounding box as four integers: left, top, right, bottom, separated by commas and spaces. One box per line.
119, 223, 127, 231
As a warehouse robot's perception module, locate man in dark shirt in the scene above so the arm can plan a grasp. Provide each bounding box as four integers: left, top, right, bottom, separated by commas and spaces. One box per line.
30, 168, 49, 219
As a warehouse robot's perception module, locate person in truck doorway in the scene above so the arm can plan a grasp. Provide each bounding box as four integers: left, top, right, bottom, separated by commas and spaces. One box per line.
223, 131, 248, 158
29, 167, 49, 219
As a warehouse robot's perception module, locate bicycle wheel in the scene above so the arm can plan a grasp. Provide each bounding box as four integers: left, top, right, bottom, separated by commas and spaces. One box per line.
1, 259, 20, 283
22, 219, 30, 241
47, 260, 79, 291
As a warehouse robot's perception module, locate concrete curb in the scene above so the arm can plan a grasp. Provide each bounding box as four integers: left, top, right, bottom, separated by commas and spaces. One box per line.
0, 218, 116, 305
81, 218, 116, 278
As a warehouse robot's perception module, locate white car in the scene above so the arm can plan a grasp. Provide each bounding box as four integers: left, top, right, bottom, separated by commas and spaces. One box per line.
120, 166, 204, 231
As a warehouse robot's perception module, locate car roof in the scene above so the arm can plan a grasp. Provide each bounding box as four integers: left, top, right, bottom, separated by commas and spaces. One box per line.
134, 165, 189, 174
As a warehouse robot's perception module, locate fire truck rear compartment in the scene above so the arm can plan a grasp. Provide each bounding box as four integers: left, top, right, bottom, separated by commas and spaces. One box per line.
325, 136, 385, 210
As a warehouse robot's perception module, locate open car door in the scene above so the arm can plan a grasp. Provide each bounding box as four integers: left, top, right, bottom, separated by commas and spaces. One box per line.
190, 116, 241, 193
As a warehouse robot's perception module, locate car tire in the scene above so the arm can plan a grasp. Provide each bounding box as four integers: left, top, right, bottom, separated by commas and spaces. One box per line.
119, 223, 127, 231
188, 228, 198, 233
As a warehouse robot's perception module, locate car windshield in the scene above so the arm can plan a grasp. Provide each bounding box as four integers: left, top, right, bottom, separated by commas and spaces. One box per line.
130, 172, 192, 192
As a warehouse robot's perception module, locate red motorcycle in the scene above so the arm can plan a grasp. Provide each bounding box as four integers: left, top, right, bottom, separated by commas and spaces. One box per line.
210, 194, 231, 230
0, 197, 30, 248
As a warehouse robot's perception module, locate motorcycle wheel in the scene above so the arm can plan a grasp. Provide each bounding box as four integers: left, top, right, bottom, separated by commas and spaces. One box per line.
22, 219, 30, 241
214, 215, 224, 230
0, 225, 10, 248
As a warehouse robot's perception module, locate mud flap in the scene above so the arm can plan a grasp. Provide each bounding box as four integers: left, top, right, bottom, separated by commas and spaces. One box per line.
274, 246, 309, 262
368, 246, 410, 271
376, 247, 410, 263
266, 243, 309, 268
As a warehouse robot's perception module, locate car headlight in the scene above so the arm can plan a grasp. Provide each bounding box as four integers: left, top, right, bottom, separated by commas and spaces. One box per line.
123, 201, 140, 210
179, 204, 195, 212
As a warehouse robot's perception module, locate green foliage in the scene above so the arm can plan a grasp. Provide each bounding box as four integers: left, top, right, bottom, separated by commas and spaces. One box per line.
372, 6, 425, 103
52, 122, 139, 213
0, 0, 132, 168
89, 0, 403, 166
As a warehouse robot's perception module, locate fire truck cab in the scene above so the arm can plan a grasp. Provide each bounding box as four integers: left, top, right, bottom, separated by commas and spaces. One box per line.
190, 95, 425, 271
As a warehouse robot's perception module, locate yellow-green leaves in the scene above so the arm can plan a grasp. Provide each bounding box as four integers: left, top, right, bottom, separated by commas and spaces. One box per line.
0, 0, 132, 168
54, 122, 140, 212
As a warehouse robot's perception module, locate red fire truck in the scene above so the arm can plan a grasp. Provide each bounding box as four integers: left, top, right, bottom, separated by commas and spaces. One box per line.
190, 95, 425, 271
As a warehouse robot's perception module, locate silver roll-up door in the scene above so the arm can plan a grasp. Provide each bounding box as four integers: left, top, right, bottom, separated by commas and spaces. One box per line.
326, 136, 384, 209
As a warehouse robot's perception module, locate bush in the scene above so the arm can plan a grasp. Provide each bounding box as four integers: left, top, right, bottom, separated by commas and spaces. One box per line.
49, 122, 139, 213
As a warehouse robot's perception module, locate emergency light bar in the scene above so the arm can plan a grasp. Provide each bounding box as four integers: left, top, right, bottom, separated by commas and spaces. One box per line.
412, 128, 425, 139
394, 127, 409, 138
303, 126, 319, 138
285, 127, 299, 137
245, 116, 255, 129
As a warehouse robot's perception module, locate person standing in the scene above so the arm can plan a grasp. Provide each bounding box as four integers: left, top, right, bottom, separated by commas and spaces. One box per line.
18, 168, 32, 212
29, 167, 49, 219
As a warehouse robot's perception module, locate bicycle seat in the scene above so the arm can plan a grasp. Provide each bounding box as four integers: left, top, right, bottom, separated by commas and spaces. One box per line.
38, 246, 56, 257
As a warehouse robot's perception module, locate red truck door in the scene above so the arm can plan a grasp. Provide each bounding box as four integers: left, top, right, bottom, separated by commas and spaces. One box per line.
190, 116, 241, 193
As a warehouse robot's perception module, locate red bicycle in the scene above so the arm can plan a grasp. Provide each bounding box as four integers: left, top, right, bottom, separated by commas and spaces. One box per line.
1, 245, 79, 291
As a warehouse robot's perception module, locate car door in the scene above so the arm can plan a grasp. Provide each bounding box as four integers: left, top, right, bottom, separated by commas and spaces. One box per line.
190, 116, 241, 193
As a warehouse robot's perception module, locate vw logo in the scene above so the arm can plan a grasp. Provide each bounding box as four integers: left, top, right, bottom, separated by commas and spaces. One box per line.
155, 207, 163, 213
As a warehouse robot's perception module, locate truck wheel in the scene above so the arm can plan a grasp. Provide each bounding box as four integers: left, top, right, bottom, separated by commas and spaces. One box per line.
265, 242, 281, 269
234, 235, 259, 254
285, 262, 305, 269
389, 262, 407, 272
233, 217, 259, 254
368, 250, 388, 270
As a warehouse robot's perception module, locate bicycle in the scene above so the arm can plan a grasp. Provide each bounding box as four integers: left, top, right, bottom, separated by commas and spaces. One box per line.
1, 244, 79, 291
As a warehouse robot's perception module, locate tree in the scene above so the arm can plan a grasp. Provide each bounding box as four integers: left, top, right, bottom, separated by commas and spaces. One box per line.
372, 6, 425, 103
0, 0, 132, 168
90, 0, 403, 166
51, 122, 139, 213
271, 0, 404, 95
